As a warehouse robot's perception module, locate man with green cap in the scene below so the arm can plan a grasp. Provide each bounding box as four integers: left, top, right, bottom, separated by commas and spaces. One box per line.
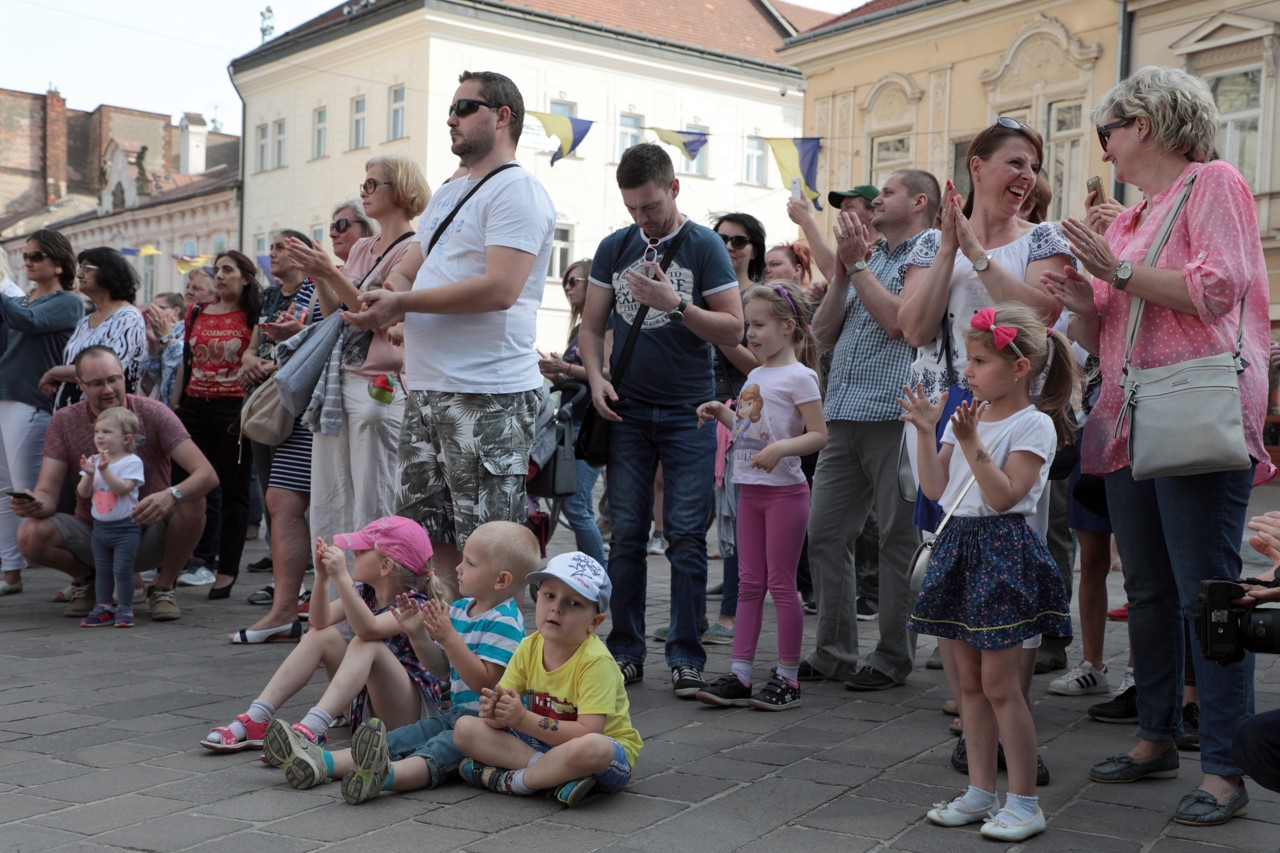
827, 185, 881, 244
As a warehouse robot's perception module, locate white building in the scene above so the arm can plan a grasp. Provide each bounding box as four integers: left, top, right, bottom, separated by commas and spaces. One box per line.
230, 0, 827, 349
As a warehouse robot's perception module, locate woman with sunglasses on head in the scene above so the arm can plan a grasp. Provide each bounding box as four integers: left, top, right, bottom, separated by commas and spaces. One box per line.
1042, 66, 1271, 828
40, 248, 146, 412
898, 117, 1073, 807
538, 258, 609, 567
171, 250, 263, 599
285, 154, 429, 541
328, 201, 377, 266
0, 231, 84, 595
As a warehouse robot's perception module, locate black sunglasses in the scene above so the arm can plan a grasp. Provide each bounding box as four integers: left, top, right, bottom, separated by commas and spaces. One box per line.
330, 218, 352, 234
1096, 117, 1136, 150
719, 234, 751, 249
449, 98, 500, 118
22, 251, 49, 263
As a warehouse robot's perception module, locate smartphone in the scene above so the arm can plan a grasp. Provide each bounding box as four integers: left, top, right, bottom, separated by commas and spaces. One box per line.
1086, 176, 1108, 207
6, 491, 34, 502
790, 177, 803, 202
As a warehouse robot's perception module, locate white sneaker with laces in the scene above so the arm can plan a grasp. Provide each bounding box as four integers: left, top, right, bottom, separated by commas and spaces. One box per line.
1048, 661, 1110, 696
646, 534, 666, 555
1112, 666, 1135, 696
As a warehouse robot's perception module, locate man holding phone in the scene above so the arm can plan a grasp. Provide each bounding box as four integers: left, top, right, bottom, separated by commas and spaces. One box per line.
12, 346, 216, 620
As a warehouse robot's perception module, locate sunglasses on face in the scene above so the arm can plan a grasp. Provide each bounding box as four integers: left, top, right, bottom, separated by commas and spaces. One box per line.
22, 251, 49, 263
360, 179, 391, 196
330, 218, 352, 234
1096, 117, 1136, 150
719, 234, 751, 249
565, 276, 587, 288
449, 98, 499, 118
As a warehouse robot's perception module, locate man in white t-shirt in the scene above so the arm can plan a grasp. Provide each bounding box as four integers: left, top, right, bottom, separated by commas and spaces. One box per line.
346, 71, 554, 577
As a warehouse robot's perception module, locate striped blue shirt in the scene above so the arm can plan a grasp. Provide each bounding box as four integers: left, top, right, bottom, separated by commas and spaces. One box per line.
447, 597, 526, 710
823, 232, 925, 422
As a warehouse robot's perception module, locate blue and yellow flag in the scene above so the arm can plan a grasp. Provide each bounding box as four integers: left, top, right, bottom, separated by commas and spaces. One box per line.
765, 137, 823, 210
649, 128, 709, 162
527, 111, 595, 166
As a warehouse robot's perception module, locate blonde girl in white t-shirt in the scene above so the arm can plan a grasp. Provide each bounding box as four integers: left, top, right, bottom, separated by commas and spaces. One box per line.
76, 406, 144, 628
899, 303, 1076, 841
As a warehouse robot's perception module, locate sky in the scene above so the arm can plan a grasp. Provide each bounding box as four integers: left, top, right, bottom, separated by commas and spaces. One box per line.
2, 0, 856, 137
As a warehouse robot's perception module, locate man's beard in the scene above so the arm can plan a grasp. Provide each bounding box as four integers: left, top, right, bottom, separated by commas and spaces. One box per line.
452, 126, 495, 165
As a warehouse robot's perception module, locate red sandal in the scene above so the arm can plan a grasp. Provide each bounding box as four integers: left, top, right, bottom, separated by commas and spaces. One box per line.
200, 712, 269, 752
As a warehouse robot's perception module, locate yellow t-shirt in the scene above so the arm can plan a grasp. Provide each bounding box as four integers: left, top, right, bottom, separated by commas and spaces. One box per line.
499, 632, 643, 769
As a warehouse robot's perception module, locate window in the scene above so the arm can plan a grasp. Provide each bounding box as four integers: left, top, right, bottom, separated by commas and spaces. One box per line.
870, 134, 910, 187
681, 124, 709, 177
313, 107, 327, 158
273, 119, 287, 168
256, 124, 269, 172
388, 86, 406, 140
952, 139, 973, 200
743, 137, 767, 186
212, 235, 227, 255
548, 227, 572, 281
550, 100, 575, 118
311, 225, 324, 244
618, 113, 642, 160
1210, 69, 1261, 189
351, 96, 366, 149
1045, 100, 1084, 220
182, 239, 197, 257
255, 234, 266, 254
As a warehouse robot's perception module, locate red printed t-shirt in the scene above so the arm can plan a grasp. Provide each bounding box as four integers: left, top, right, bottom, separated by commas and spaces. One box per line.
44, 394, 191, 522
184, 306, 251, 399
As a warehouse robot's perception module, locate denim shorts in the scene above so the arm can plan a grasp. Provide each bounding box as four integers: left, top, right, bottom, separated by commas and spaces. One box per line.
385, 706, 474, 788
509, 728, 632, 794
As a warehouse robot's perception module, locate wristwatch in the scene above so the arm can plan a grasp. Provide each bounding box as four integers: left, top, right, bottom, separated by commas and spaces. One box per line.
971, 254, 992, 272
669, 297, 689, 323
1112, 260, 1133, 290
168, 486, 183, 503
846, 259, 869, 276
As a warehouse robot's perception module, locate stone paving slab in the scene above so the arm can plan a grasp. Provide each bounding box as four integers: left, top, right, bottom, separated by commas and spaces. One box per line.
3, 486, 1280, 850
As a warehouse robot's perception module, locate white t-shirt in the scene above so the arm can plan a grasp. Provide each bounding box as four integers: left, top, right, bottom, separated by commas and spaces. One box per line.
730, 363, 821, 487
404, 161, 556, 394
84, 453, 144, 522
938, 407, 1055, 520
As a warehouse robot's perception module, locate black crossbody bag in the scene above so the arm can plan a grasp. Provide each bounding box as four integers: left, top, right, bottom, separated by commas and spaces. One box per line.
575, 220, 696, 467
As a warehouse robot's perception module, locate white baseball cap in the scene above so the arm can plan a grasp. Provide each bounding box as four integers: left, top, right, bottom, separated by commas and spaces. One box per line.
527, 551, 610, 613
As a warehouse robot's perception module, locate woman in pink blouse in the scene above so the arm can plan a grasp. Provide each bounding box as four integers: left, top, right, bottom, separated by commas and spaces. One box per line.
1045, 66, 1271, 828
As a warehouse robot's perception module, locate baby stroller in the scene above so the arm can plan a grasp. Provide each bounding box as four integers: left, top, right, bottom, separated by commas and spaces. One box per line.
524, 381, 587, 556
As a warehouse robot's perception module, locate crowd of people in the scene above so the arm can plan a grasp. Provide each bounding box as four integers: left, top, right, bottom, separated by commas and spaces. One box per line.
0, 65, 1277, 832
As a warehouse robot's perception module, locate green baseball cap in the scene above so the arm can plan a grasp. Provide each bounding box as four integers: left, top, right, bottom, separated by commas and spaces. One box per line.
828, 185, 879, 208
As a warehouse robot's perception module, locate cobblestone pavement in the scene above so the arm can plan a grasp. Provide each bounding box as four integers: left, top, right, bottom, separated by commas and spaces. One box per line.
2, 487, 1279, 852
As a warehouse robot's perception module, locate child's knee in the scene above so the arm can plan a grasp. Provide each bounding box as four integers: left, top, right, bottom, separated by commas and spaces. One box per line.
571, 733, 616, 771
453, 715, 483, 749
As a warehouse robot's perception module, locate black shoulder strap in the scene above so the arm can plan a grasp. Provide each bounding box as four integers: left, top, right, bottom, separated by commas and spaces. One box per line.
427, 163, 520, 256
180, 302, 204, 400
611, 219, 696, 391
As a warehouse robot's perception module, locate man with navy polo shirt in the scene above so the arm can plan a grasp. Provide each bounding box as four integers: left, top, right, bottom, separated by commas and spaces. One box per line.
579, 143, 743, 699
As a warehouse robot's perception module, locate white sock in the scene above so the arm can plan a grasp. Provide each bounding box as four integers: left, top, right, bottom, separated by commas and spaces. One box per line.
218, 699, 275, 744
508, 768, 534, 795
526, 751, 544, 768
1003, 792, 1039, 821
298, 706, 335, 740
957, 785, 998, 811
730, 660, 752, 686
775, 664, 799, 685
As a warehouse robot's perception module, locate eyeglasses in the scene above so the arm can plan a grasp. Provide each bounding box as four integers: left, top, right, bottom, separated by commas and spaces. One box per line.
360, 179, 391, 196
22, 251, 49, 263
995, 116, 1030, 131
448, 98, 499, 118
76, 263, 98, 278
565, 276, 587, 287
719, 234, 751, 249
330, 218, 352, 234
1096, 117, 1136, 150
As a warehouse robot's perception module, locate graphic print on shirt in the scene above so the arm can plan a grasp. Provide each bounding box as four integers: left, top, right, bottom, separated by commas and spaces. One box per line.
613, 257, 693, 331
730, 384, 768, 450
92, 469, 118, 517
525, 690, 579, 721
191, 335, 245, 386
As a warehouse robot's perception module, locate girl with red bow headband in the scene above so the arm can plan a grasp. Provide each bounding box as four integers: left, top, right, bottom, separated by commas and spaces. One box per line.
899, 302, 1076, 841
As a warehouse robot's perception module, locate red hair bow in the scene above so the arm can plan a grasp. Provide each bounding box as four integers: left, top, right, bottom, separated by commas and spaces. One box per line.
970, 308, 1021, 354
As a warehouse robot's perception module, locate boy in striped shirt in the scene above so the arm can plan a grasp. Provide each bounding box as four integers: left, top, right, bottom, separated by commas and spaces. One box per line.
270, 521, 538, 802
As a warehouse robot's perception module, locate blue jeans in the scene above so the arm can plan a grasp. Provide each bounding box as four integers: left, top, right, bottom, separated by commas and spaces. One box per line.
92, 518, 142, 611
1105, 465, 1255, 777
385, 706, 474, 788
605, 399, 715, 670
561, 457, 607, 567
1234, 708, 1280, 792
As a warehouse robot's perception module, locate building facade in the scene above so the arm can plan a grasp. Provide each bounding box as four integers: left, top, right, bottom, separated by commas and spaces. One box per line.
230, 0, 819, 350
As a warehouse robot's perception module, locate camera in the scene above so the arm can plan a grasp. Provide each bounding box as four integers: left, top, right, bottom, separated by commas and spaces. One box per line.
1195, 579, 1280, 664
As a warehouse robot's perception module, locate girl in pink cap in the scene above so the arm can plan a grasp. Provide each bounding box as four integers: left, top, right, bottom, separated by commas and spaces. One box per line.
201, 516, 450, 756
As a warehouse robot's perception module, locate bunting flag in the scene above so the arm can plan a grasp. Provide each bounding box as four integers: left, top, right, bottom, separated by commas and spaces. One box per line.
175, 255, 212, 275
139, 244, 162, 257
649, 128, 709, 162
765, 137, 823, 210
119, 247, 140, 257
527, 111, 595, 166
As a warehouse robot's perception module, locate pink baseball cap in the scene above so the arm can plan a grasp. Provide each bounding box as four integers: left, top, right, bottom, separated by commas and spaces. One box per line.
333, 516, 433, 576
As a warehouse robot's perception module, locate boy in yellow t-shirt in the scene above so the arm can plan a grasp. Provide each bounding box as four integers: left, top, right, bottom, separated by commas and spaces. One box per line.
453, 551, 642, 807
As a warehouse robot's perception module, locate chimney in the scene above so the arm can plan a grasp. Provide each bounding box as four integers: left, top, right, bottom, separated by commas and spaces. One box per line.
44, 88, 68, 202
180, 113, 208, 175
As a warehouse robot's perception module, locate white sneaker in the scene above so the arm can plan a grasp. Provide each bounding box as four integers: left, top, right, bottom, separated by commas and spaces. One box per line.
177, 566, 216, 586
1112, 666, 1135, 696
646, 534, 666, 555
1048, 661, 1110, 696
